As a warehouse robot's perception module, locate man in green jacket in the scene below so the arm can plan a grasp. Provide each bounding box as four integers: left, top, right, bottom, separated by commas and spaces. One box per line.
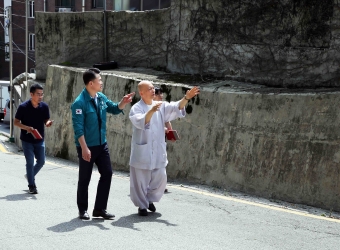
71, 68, 134, 220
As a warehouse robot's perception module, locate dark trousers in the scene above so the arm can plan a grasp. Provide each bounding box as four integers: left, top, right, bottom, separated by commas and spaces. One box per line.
76, 143, 113, 213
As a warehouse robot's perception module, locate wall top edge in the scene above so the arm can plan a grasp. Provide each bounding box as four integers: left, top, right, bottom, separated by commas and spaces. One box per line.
47, 65, 340, 96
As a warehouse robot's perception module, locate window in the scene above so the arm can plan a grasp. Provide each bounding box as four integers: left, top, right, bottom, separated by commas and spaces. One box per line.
55, 0, 75, 12
114, 0, 171, 11
160, 0, 171, 8
29, 1, 34, 18
93, 0, 104, 8
143, 0, 159, 11
29, 33, 35, 51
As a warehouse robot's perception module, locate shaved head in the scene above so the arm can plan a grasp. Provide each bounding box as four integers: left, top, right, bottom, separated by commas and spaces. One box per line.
138, 81, 155, 104
138, 81, 152, 91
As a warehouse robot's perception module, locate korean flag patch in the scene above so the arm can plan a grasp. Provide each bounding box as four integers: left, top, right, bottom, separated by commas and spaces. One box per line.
76, 109, 82, 114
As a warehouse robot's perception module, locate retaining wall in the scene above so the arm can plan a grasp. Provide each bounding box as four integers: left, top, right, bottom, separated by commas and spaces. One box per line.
19, 65, 340, 211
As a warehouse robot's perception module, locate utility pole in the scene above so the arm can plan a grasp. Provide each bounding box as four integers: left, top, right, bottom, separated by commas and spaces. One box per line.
8, 6, 14, 142
103, 0, 107, 61
26, 0, 28, 89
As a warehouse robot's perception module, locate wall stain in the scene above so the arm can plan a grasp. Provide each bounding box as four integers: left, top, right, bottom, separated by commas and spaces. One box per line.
66, 72, 75, 103
186, 105, 193, 114
56, 140, 69, 160
160, 84, 172, 102
124, 79, 140, 106
70, 16, 86, 33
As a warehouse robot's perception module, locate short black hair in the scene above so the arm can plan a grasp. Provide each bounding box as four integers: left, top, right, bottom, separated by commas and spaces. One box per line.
83, 68, 100, 85
30, 83, 43, 93
155, 86, 162, 95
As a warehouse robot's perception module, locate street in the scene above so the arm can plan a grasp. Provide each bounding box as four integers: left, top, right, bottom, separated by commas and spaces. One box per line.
0, 135, 340, 250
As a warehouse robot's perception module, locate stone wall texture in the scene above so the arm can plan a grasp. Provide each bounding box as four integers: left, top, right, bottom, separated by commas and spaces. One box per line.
35, 12, 104, 79
18, 65, 340, 212
35, 0, 340, 88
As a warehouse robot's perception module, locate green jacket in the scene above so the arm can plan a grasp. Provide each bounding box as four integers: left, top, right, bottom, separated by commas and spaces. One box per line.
71, 88, 123, 147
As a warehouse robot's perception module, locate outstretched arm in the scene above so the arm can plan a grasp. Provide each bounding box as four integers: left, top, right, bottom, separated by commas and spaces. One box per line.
178, 86, 200, 110
118, 92, 135, 110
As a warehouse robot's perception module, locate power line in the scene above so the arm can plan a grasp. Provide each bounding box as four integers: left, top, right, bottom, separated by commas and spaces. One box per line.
12, 41, 35, 62
0, 12, 35, 62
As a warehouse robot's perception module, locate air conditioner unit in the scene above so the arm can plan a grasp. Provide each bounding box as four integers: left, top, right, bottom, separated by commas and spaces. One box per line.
59, 8, 72, 12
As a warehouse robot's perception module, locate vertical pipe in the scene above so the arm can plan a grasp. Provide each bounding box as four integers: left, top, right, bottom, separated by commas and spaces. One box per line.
26, 0, 28, 88
9, 6, 14, 141
82, 0, 85, 12
103, 0, 107, 61
141, 0, 143, 11
44, 0, 46, 11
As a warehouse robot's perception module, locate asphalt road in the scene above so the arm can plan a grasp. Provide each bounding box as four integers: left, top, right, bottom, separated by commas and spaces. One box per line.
1, 136, 340, 250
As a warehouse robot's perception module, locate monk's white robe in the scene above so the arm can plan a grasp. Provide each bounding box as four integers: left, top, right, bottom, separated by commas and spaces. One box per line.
129, 99, 186, 209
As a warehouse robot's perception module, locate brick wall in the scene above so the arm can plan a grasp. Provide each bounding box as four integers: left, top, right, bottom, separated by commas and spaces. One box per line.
0, 0, 8, 79
11, 1, 35, 78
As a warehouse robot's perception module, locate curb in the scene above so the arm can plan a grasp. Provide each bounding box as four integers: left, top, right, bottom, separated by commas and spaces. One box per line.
0, 132, 10, 138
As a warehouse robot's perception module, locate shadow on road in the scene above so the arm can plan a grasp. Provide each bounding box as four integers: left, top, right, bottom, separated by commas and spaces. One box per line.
112, 212, 177, 231
47, 218, 110, 232
0, 192, 37, 201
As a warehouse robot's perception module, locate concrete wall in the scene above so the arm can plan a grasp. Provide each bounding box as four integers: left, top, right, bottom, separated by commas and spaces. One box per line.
35, 0, 340, 88
30, 65, 340, 211
35, 12, 104, 79
107, 9, 170, 69
168, 0, 340, 88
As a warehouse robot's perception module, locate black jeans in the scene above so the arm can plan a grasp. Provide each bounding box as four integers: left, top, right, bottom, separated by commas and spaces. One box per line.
76, 143, 113, 213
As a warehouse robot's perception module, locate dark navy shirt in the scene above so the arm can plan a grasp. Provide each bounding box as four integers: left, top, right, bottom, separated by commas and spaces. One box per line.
15, 100, 50, 143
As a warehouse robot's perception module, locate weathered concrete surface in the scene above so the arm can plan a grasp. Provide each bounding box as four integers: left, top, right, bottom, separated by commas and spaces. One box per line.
35, 12, 104, 80
107, 9, 169, 69
35, 1, 340, 87
168, 0, 340, 87
19, 65, 340, 212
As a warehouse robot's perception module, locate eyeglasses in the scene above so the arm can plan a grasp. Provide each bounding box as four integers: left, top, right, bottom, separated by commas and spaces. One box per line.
35, 93, 44, 97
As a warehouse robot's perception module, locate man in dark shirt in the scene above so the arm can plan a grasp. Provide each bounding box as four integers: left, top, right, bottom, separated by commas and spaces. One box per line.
14, 83, 53, 194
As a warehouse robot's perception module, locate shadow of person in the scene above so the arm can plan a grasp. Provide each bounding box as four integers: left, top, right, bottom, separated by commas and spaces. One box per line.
47, 217, 110, 233
112, 212, 177, 231
0, 192, 37, 201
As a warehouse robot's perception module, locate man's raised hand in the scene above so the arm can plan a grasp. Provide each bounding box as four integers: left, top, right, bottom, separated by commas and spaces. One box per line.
119, 92, 135, 109
185, 86, 200, 100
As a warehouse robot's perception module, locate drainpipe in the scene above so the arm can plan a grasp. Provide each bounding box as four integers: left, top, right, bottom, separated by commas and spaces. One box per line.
44, 0, 46, 11
82, 0, 85, 12
103, 0, 107, 61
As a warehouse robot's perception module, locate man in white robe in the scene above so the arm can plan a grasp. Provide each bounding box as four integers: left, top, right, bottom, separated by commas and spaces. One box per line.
129, 81, 200, 216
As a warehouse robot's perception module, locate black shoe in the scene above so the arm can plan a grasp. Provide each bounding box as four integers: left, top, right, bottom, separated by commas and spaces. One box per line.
138, 208, 148, 216
164, 188, 168, 193
28, 185, 37, 194
92, 209, 115, 219
79, 211, 90, 220
148, 203, 156, 212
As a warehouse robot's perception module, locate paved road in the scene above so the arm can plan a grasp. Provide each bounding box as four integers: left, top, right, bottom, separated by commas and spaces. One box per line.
1, 136, 340, 250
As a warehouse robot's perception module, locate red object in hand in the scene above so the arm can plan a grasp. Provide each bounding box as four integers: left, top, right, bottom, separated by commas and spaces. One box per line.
31, 129, 43, 140
166, 130, 180, 141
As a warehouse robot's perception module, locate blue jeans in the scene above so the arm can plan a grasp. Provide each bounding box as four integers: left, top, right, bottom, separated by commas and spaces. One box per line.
21, 140, 45, 186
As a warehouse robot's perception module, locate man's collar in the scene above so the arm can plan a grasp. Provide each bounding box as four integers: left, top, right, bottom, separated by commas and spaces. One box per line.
83, 88, 98, 101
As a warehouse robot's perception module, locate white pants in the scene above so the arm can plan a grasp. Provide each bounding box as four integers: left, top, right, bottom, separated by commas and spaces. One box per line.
130, 166, 167, 209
